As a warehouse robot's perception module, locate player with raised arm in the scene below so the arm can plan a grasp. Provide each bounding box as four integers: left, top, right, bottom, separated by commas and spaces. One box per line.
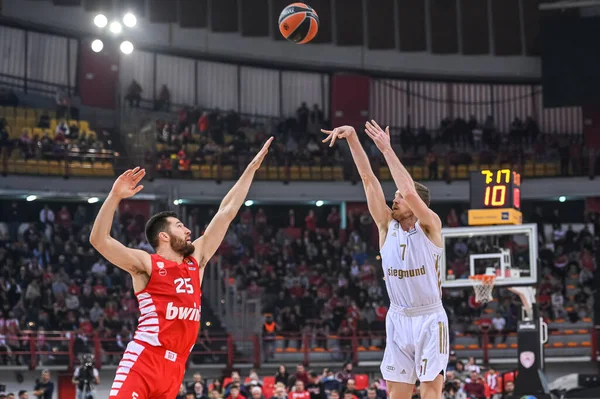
322, 124, 447, 399
90, 137, 273, 399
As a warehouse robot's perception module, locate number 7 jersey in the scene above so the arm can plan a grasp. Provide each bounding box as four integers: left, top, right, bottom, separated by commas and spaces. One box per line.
133, 254, 202, 356
380, 220, 443, 308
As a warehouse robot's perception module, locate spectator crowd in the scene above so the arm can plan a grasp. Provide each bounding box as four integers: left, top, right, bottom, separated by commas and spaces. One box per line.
125, 79, 595, 182
0, 195, 597, 399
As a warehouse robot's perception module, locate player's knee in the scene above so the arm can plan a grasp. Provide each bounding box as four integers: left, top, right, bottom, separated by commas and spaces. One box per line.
386, 381, 414, 399
419, 373, 444, 399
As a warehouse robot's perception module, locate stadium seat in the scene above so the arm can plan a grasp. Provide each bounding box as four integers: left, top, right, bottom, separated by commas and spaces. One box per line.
48, 161, 62, 176
355, 374, 369, 390
448, 166, 457, 180
289, 166, 300, 180
69, 161, 83, 176
263, 376, 275, 386
267, 166, 279, 180
412, 166, 424, 180
534, 163, 545, 177
13, 159, 26, 173
37, 160, 49, 175
255, 166, 267, 180
379, 167, 391, 181
277, 166, 287, 180
322, 166, 333, 180
222, 165, 234, 180
457, 165, 468, 179
191, 165, 201, 179
333, 166, 343, 180
98, 163, 114, 177
300, 166, 310, 180
79, 120, 90, 132
545, 163, 557, 176
310, 166, 321, 180
24, 159, 38, 174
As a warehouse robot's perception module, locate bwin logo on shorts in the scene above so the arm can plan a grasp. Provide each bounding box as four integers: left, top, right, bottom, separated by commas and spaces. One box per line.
386, 366, 395, 371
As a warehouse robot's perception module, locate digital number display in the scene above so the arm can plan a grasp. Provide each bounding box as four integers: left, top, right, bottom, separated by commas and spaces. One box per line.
470, 169, 521, 211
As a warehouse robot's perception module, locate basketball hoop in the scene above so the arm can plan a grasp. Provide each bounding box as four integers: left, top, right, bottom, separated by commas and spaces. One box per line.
469, 274, 496, 303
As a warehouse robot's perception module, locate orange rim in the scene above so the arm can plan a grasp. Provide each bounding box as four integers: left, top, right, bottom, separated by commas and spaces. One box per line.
469, 274, 496, 285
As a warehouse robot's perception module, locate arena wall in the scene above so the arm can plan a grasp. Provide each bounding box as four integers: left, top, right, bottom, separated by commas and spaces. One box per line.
1, 0, 540, 79
0, 175, 596, 203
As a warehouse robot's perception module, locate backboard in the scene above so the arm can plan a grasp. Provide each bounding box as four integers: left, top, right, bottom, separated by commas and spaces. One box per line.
441, 223, 538, 288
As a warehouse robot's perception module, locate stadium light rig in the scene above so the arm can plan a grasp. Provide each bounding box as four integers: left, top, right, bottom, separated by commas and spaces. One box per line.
244, 200, 254, 207
92, 12, 136, 54
26, 195, 37, 202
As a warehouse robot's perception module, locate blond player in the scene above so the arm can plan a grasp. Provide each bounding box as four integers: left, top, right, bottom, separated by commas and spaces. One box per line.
322, 122, 448, 399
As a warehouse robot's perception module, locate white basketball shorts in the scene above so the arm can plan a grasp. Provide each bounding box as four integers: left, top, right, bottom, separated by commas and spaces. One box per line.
380, 302, 449, 384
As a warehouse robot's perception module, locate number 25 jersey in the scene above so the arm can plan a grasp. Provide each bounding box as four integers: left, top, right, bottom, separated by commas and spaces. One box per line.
133, 254, 202, 356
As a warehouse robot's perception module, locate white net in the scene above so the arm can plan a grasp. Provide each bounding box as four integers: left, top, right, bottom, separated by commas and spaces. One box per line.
471, 275, 496, 303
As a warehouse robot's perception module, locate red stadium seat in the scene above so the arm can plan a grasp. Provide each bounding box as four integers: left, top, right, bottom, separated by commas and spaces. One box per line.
355, 374, 369, 390
223, 377, 233, 387
263, 376, 275, 386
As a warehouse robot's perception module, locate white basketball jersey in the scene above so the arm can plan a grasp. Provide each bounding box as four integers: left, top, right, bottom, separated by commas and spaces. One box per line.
380, 220, 443, 308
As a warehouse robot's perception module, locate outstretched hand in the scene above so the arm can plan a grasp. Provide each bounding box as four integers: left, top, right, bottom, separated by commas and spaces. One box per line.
111, 167, 145, 199
365, 120, 392, 152
248, 137, 274, 170
321, 125, 356, 147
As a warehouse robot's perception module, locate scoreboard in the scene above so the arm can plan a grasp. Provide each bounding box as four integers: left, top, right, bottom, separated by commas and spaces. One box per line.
468, 169, 522, 226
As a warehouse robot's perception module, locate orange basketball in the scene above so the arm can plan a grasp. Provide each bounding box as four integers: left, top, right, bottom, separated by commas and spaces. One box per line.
278, 3, 319, 44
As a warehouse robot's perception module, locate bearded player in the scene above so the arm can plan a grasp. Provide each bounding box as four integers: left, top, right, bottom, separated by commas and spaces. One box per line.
322, 123, 447, 399
90, 137, 273, 399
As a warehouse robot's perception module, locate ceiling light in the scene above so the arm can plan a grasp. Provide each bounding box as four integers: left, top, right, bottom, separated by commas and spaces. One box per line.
120, 40, 134, 55
123, 13, 137, 28
91, 39, 103, 53
109, 21, 122, 34
94, 14, 108, 28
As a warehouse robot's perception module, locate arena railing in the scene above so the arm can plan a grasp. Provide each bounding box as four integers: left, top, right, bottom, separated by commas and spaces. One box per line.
148, 141, 593, 183
0, 328, 596, 370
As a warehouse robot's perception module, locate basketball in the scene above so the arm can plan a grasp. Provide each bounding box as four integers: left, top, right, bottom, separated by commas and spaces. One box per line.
278, 3, 319, 44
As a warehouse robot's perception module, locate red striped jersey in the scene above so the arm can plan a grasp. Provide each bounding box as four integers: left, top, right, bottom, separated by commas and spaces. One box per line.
133, 254, 202, 356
